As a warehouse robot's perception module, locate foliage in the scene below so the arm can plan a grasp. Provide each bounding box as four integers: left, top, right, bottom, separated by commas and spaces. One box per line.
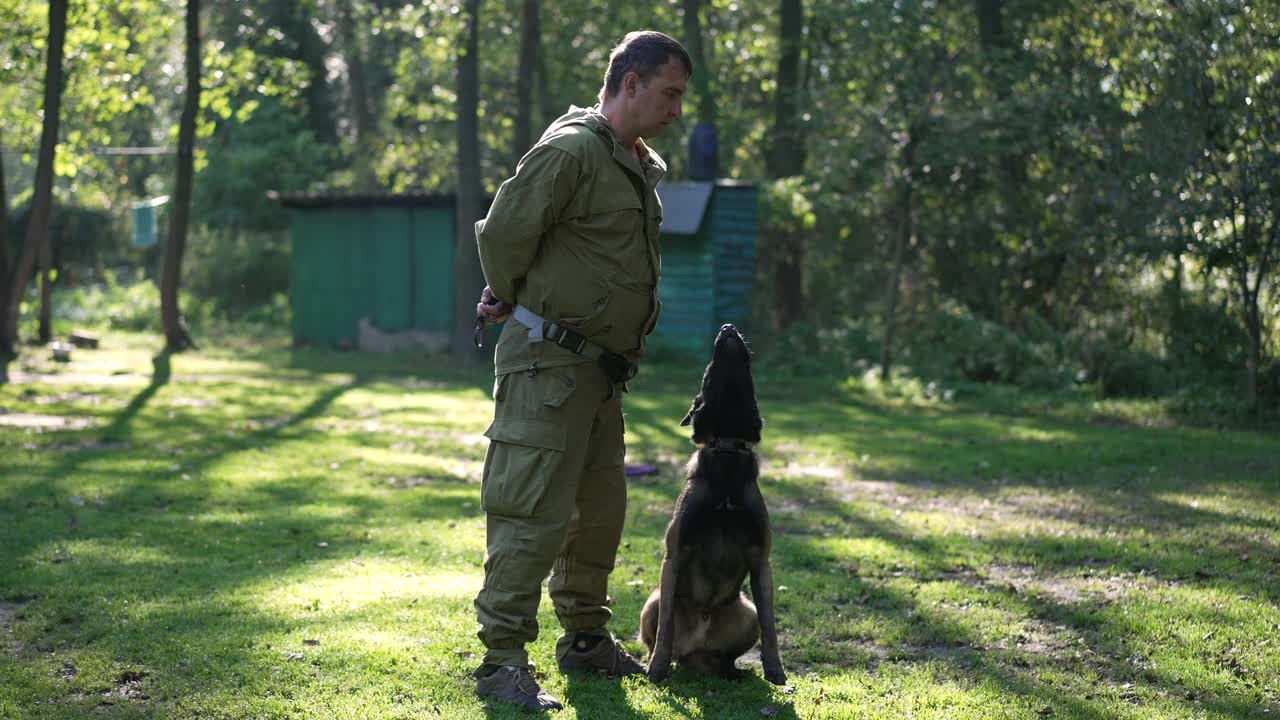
192, 99, 329, 232
2, 0, 1278, 412
182, 226, 291, 319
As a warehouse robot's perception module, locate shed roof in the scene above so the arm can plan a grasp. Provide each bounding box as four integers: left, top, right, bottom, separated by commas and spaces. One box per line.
656, 181, 713, 235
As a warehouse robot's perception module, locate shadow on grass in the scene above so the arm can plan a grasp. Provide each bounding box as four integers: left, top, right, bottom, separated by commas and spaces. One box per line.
647, 669, 800, 720
762, 472, 1278, 718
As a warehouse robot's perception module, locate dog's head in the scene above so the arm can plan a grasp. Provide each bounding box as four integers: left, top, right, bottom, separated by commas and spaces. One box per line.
681, 324, 762, 445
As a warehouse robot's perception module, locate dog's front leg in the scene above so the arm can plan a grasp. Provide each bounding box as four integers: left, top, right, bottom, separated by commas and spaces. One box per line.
750, 559, 787, 685
646, 556, 679, 683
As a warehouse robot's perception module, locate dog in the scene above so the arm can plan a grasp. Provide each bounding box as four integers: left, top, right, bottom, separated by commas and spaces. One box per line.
641, 323, 786, 685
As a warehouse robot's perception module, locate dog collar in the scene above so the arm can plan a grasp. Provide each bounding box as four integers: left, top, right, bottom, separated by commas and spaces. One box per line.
707, 437, 755, 454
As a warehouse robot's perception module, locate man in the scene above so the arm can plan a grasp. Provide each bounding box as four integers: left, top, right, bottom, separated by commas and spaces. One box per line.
470, 30, 690, 711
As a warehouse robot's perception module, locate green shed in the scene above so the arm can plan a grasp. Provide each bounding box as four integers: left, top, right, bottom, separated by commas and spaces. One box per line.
274, 193, 457, 350
652, 181, 759, 355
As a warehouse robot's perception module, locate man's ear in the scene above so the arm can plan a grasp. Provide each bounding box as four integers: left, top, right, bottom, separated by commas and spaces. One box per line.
623, 70, 640, 97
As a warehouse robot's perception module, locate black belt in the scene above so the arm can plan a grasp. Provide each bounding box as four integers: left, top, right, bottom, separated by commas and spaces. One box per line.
513, 305, 638, 386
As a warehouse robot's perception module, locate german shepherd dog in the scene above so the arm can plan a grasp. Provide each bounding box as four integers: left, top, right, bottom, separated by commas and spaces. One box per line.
641, 324, 786, 685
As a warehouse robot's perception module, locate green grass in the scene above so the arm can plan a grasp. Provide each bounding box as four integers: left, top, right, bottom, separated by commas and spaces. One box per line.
1, 330, 1277, 719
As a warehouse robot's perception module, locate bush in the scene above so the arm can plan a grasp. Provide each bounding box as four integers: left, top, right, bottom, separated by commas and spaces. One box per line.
905, 302, 1050, 386
183, 227, 291, 319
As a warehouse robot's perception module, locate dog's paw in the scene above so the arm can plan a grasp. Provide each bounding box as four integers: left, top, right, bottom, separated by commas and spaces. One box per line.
646, 658, 672, 683
764, 664, 787, 686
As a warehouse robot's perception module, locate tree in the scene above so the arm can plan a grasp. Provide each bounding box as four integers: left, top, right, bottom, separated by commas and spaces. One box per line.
682, 0, 715, 128
763, 0, 807, 329
0, 128, 10, 377
335, 0, 377, 189
2, 0, 67, 364
1171, 3, 1279, 407
450, 0, 484, 355
160, 0, 200, 352
513, 0, 540, 168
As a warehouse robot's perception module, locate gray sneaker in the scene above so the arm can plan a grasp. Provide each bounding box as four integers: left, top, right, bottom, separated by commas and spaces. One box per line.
474, 665, 563, 711
557, 635, 646, 677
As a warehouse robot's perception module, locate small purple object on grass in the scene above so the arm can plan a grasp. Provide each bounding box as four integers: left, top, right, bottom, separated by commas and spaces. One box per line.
625, 464, 658, 477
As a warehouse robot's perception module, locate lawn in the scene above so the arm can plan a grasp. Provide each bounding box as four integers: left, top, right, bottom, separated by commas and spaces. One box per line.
1, 331, 1277, 719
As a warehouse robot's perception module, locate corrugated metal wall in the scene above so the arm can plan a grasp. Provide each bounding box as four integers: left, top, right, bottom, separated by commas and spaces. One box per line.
290, 206, 454, 347
711, 186, 758, 332
652, 185, 758, 357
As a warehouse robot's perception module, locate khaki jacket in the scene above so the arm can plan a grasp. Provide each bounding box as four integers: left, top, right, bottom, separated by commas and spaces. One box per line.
476, 106, 666, 375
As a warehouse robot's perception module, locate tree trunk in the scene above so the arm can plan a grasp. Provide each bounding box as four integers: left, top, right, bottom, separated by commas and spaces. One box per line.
336, 0, 376, 189
3, 0, 67, 356
0, 128, 11, 374
682, 0, 715, 126
974, 0, 1028, 207
1244, 291, 1260, 408
881, 149, 915, 382
535, 32, 556, 130
513, 0, 540, 169
450, 0, 485, 355
38, 231, 52, 343
161, 0, 200, 353
765, 0, 806, 328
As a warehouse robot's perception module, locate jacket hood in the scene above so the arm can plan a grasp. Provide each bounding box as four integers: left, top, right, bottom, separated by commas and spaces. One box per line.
545, 105, 614, 138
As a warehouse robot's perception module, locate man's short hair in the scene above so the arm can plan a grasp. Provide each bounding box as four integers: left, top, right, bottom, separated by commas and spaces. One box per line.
599, 31, 693, 103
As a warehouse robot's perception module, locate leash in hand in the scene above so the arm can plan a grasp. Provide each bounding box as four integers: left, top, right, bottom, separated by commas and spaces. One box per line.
474, 294, 500, 348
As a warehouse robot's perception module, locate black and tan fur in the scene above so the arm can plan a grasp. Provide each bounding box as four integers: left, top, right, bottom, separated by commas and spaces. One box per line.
641, 324, 786, 685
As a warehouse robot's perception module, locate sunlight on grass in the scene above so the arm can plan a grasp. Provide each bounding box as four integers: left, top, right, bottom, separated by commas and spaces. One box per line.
256, 560, 482, 614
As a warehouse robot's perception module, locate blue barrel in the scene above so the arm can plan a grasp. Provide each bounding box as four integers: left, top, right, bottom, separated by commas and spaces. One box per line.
688, 123, 718, 181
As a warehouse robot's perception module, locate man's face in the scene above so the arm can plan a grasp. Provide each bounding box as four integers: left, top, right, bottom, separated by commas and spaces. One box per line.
627, 57, 687, 139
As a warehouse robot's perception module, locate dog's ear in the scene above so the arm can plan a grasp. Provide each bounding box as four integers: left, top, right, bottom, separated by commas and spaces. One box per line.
680, 395, 702, 426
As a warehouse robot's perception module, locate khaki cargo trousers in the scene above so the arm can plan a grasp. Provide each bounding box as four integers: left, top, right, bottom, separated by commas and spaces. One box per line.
474, 359, 627, 670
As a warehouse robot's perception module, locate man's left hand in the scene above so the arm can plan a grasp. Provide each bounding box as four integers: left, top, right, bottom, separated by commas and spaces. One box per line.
476, 286, 512, 324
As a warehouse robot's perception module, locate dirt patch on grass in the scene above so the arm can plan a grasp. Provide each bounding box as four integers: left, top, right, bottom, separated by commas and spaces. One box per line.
962, 562, 1169, 606
167, 396, 215, 408
102, 670, 151, 704
820, 475, 1103, 526
0, 602, 25, 657
0, 411, 100, 431
321, 421, 488, 447
25, 391, 107, 405
765, 459, 850, 481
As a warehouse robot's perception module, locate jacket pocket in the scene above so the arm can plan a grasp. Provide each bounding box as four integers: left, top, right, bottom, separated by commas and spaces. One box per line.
559, 290, 612, 338
481, 418, 565, 518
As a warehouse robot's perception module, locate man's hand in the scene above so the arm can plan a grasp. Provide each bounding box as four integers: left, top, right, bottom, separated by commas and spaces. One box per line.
476, 286, 512, 325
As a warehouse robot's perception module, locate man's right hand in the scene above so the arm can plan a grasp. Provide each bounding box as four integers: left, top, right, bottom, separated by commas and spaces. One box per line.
476, 286, 512, 324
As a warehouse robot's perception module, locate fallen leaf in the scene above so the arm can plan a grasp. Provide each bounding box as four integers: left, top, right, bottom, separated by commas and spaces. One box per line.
285, 652, 305, 661
303, 639, 320, 646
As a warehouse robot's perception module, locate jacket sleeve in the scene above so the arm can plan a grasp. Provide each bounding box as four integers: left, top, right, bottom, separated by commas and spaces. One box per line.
475, 145, 582, 304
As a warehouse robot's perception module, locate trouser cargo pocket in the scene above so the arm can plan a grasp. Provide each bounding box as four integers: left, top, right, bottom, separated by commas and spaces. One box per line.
481, 369, 574, 518
482, 419, 567, 518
